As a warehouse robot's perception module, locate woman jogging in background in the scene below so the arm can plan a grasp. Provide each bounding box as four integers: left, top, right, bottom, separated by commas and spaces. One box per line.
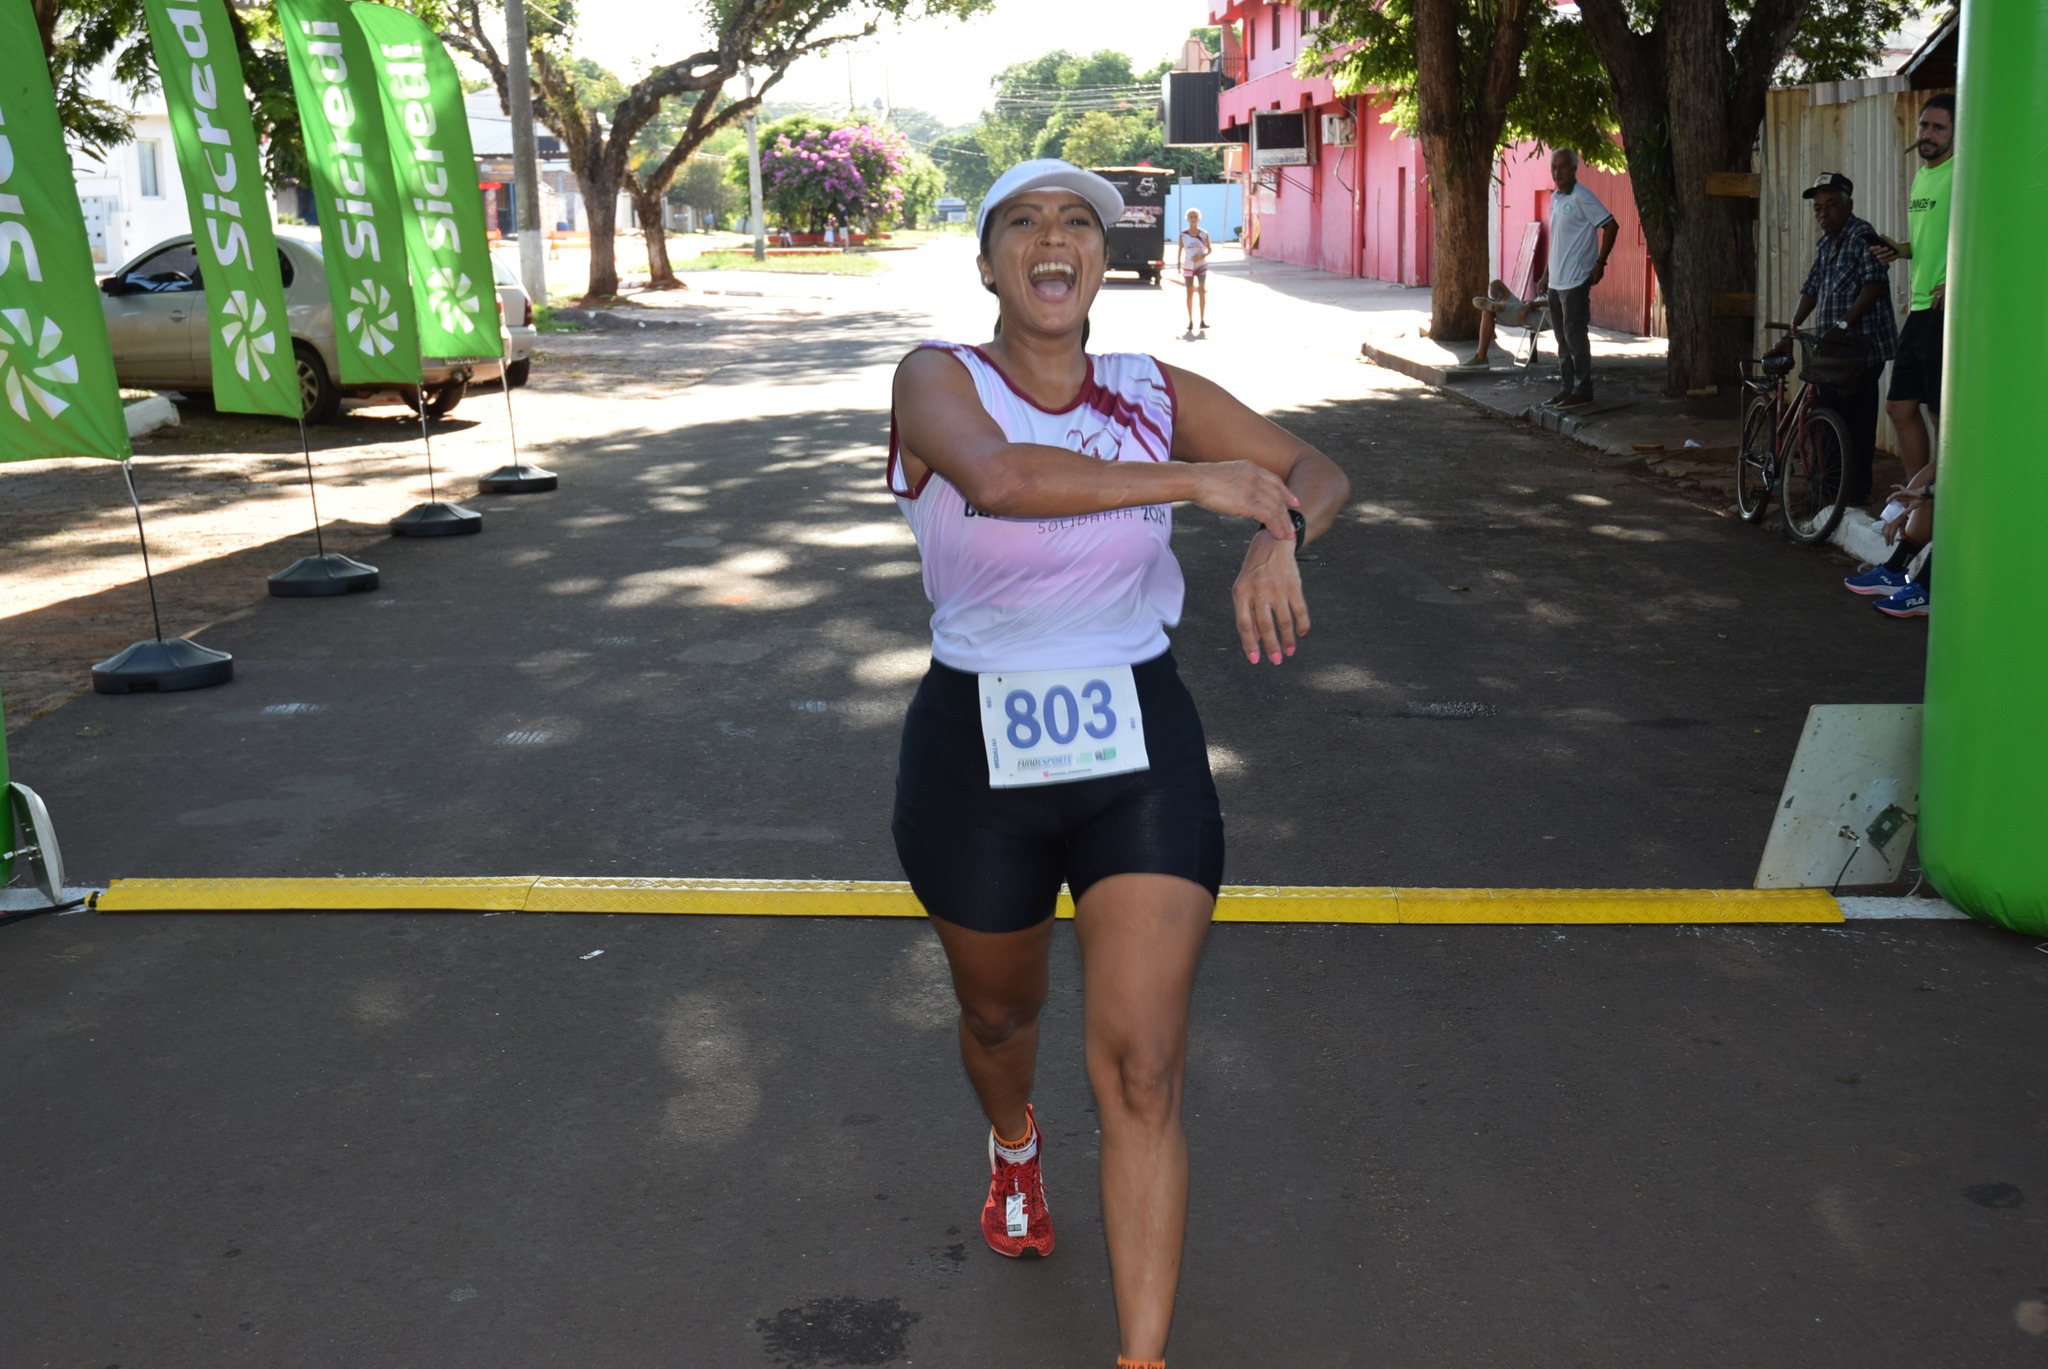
1176, 207, 1213, 334
887, 159, 1348, 1368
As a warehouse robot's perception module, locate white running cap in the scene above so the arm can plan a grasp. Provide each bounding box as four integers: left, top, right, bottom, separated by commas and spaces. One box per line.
976, 159, 1125, 239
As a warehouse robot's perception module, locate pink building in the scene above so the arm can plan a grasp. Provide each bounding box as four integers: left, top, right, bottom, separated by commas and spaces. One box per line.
1204, 0, 1658, 335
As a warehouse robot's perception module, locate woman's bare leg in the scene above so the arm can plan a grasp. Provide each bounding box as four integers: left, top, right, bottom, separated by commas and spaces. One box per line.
1074, 872, 1213, 1362
929, 916, 1054, 1141
1183, 274, 1196, 330
1196, 276, 1208, 328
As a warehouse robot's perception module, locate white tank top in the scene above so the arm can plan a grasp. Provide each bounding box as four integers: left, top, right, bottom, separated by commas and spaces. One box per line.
888, 342, 1185, 673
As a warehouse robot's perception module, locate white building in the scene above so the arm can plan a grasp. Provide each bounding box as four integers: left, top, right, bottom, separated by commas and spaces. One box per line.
464, 90, 635, 234
66, 70, 192, 274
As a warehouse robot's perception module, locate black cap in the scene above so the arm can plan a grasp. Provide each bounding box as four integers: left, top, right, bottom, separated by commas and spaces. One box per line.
1802, 171, 1854, 200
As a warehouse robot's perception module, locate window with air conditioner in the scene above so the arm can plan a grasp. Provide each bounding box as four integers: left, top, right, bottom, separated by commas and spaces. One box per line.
1252, 111, 1310, 168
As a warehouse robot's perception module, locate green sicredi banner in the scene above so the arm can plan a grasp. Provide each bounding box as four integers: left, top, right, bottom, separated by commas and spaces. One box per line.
0, 0, 133, 463
1, 678, 11, 885
278, 0, 420, 386
350, 3, 502, 362
141, 0, 300, 418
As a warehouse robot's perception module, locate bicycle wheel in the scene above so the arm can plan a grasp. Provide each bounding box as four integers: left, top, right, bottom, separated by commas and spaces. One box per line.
1780, 405, 1852, 545
1736, 397, 1774, 523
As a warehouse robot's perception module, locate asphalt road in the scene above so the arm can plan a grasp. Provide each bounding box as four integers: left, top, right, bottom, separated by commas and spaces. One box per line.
5, 241, 1931, 887
6, 240, 2042, 1368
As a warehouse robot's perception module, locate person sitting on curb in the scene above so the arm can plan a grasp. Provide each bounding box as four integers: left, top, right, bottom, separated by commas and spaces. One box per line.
1843, 458, 1933, 618
1455, 276, 1547, 370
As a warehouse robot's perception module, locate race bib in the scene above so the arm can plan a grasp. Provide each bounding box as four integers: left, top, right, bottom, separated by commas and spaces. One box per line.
977, 665, 1150, 788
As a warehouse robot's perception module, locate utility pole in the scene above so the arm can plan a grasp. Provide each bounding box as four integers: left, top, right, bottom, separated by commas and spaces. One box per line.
744, 69, 767, 263
503, 0, 546, 305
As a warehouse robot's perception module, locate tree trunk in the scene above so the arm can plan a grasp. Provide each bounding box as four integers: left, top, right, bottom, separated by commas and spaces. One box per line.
1653, 158, 1756, 394
1409, 0, 1531, 343
634, 186, 681, 289
1425, 148, 1492, 342
1579, 0, 1804, 397
582, 178, 621, 302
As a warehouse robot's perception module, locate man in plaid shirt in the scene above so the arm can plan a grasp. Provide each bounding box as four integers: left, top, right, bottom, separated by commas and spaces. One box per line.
1768, 171, 1897, 504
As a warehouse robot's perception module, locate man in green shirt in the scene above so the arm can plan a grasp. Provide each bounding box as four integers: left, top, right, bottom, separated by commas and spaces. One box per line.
1872, 93, 1953, 479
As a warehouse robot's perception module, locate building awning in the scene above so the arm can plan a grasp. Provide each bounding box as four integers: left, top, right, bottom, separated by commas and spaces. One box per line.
1899, 12, 1957, 89
1218, 68, 1338, 129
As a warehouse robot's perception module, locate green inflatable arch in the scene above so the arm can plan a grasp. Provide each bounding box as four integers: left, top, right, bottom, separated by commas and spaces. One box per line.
1917, 0, 2048, 936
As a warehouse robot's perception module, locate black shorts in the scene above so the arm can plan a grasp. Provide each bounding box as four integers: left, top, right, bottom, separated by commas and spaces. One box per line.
892, 651, 1225, 934
1887, 308, 1943, 411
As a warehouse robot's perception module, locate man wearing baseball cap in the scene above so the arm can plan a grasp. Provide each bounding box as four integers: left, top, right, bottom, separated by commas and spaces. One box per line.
1770, 170, 1895, 503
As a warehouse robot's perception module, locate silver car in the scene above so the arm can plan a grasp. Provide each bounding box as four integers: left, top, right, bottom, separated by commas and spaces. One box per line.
99, 229, 504, 422
490, 247, 537, 388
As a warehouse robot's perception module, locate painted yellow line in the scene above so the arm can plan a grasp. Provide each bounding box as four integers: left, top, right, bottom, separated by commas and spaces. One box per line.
95, 876, 537, 913
94, 877, 1843, 923
1388, 887, 1840, 924
525, 877, 927, 917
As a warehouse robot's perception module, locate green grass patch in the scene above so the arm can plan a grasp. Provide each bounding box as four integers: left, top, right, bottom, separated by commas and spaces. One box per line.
534, 306, 586, 333
684, 251, 888, 277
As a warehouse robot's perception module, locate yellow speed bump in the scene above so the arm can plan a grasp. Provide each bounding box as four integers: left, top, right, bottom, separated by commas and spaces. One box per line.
94, 878, 1842, 923
1389, 887, 1840, 924
95, 876, 537, 913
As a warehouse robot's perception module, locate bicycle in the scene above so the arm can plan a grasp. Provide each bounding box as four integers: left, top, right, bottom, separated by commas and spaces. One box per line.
1735, 324, 1857, 545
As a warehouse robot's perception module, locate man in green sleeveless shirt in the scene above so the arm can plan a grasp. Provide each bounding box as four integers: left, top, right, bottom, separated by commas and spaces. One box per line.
1872, 93, 1954, 480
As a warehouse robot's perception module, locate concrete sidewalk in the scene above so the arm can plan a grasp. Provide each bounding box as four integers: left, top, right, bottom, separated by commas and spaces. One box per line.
1209, 250, 1902, 567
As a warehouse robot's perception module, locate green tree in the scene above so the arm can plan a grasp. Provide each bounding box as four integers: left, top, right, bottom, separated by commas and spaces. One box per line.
676, 154, 739, 228
885, 106, 959, 148
444, 0, 989, 300
32, 0, 157, 159
724, 112, 851, 224
1059, 109, 1144, 169
978, 49, 1146, 170
1572, 0, 1917, 394
927, 129, 996, 208
1306, 0, 1612, 343
895, 150, 945, 228
32, 0, 333, 185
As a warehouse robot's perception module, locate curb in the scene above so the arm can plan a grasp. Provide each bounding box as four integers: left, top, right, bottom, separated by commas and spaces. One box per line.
1362, 339, 1904, 569
1358, 338, 1450, 389
124, 395, 179, 439
551, 308, 705, 331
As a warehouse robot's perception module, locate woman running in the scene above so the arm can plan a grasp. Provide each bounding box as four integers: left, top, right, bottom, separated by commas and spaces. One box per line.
1176, 208, 1213, 333
888, 159, 1348, 1368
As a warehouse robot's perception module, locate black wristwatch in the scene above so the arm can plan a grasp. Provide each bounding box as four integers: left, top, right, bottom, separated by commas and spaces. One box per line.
1288, 508, 1307, 546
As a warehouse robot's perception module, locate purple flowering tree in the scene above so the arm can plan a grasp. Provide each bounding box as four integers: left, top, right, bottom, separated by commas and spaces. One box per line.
759, 123, 910, 235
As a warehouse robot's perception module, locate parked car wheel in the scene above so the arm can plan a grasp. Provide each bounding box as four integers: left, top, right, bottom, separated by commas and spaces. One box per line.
295, 342, 341, 424
505, 357, 530, 388
403, 377, 467, 420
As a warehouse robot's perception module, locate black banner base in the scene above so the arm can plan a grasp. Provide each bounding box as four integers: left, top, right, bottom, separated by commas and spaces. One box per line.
391, 502, 483, 537
478, 464, 559, 494
268, 553, 381, 597
91, 638, 234, 694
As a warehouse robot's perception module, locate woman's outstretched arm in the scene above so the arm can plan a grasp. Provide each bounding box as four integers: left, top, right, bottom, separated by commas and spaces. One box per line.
893, 347, 1301, 540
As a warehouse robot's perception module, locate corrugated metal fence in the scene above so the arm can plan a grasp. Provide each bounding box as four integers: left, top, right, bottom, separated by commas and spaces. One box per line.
1758, 78, 1948, 453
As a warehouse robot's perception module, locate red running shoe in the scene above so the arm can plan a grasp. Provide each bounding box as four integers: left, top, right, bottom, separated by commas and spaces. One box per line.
981, 1104, 1054, 1258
